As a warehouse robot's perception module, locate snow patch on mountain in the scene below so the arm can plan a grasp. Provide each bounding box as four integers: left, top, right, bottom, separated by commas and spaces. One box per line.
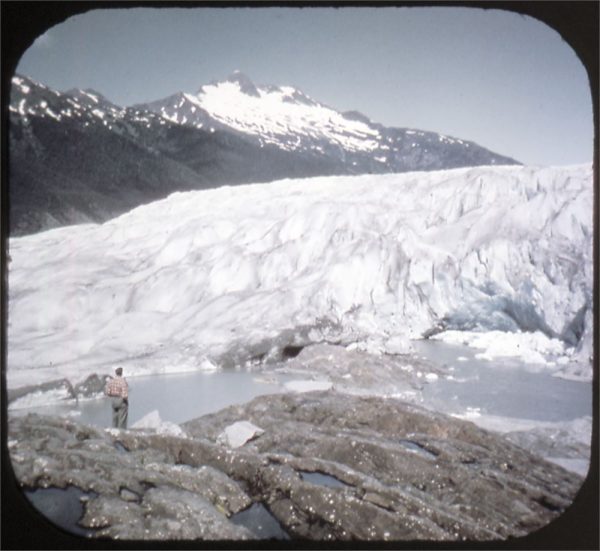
10, 74, 168, 131
189, 76, 380, 152
7, 164, 593, 389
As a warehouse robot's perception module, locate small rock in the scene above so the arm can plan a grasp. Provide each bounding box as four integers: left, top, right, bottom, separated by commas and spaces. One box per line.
120, 488, 140, 502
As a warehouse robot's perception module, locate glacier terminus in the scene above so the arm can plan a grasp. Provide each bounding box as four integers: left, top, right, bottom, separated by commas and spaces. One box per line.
7, 163, 593, 390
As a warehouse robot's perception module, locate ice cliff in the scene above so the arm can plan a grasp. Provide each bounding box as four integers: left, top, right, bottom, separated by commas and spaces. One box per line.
7, 164, 593, 387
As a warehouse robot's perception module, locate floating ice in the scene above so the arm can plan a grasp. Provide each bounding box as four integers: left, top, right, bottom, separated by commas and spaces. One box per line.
434, 330, 565, 363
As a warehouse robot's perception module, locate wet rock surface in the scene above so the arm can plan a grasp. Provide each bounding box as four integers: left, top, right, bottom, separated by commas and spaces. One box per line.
504, 418, 593, 477
273, 343, 441, 398
8, 391, 583, 542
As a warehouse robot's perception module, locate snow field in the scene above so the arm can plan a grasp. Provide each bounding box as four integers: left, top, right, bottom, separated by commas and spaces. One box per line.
193, 79, 380, 152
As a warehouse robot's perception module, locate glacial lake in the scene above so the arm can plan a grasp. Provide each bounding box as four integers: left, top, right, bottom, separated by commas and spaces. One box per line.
10, 340, 592, 430
12, 369, 293, 428
412, 340, 593, 423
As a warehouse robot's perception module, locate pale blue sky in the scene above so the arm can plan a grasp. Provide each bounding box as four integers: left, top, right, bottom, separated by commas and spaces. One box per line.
16, 6, 593, 166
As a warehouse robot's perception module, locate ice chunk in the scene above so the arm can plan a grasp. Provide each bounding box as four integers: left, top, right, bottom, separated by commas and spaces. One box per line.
218, 421, 264, 448
284, 380, 333, 393
383, 335, 413, 355
131, 409, 186, 437
436, 330, 565, 365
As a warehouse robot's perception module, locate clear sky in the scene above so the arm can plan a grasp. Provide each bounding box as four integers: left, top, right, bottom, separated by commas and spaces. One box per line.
16, 6, 593, 166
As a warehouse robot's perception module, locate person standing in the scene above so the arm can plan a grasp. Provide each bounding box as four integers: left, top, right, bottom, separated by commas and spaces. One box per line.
105, 367, 129, 429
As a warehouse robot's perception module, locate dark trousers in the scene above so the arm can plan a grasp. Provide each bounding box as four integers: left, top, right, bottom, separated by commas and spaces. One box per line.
111, 397, 128, 429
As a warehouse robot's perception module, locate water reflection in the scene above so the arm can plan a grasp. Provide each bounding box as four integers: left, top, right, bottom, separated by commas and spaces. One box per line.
299, 471, 352, 488
230, 503, 290, 540
24, 486, 99, 537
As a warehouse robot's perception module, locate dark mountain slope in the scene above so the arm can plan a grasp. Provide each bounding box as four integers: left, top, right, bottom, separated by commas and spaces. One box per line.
8, 76, 345, 235
9, 73, 520, 236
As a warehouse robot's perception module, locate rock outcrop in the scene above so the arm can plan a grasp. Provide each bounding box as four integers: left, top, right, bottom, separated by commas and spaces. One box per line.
8, 391, 583, 542
273, 342, 444, 397
7, 373, 110, 407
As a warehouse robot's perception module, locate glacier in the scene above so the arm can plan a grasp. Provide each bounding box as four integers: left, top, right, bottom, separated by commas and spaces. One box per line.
6, 163, 593, 391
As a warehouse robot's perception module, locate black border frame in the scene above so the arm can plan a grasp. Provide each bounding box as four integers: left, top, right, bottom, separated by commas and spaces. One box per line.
1, 2, 598, 549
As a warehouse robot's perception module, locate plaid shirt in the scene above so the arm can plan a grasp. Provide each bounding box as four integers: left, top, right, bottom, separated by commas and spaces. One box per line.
105, 376, 128, 399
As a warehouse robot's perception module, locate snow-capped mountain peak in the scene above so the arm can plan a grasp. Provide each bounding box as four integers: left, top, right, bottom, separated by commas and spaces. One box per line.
204, 71, 316, 105
187, 73, 379, 152
140, 72, 520, 168
211, 70, 262, 97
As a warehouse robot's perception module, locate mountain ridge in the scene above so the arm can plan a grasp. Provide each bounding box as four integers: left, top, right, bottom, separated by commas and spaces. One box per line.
137, 72, 520, 171
9, 72, 520, 236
